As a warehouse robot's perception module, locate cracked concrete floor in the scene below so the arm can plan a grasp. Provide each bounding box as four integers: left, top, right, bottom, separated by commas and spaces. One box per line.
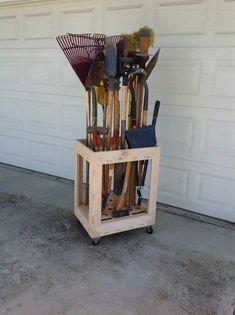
0, 163, 235, 315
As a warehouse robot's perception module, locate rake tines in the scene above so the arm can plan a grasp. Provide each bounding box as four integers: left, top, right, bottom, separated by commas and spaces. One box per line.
56, 33, 106, 87
67, 33, 106, 51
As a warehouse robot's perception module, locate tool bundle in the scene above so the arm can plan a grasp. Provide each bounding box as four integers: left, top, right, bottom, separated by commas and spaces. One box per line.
57, 26, 160, 218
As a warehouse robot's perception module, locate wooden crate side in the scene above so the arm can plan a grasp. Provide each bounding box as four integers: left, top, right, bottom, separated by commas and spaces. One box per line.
147, 149, 160, 223
74, 146, 84, 208
75, 139, 92, 162
74, 146, 79, 210
74, 139, 160, 238
75, 139, 159, 164
96, 213, 152, 237
95, 147, 159, 164
88, 156, 103, 236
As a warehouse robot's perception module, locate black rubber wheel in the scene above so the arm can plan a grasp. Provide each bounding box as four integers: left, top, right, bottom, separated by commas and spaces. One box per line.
146, 225, 153, 234
91, 238, 101, 246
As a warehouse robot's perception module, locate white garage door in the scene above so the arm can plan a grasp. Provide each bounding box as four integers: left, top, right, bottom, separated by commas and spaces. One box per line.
0, 0, 235, 222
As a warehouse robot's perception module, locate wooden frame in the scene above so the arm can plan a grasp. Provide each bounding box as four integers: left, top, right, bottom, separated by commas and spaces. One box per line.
74, 139, 160, 239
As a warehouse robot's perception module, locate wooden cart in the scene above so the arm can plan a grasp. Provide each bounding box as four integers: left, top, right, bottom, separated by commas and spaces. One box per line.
74, 139, 160, 244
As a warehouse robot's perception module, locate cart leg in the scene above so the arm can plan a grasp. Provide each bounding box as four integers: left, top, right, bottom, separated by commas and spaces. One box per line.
146, 225, 153, 234
91, 237, 101, 246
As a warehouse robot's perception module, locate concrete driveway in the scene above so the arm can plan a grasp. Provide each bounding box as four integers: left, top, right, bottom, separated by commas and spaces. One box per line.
0, 163, 235, 315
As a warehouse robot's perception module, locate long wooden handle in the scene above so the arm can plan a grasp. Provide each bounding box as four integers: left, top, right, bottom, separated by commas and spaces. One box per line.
116, 162, 132, 210
85, 90, 91, 206
112, 89, 119, 150
91, 87, 97, 127
104, 89, 114, 207
106, 90, 113, 149
86, 90, 91, 144
121, 85, 128, 149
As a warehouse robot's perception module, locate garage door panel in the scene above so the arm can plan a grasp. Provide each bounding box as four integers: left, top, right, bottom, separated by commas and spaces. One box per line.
152, 58, 201, 96
215, 0, 235, 35
27, 135, 74, 178
59, 102, 85, 138
157, 104, 235, 168
60, 144, 74, 179
157, 114, 195, 148
23, 11, 55, 40
28, 138, 58, 169
0, 96, 22, 130
149, 47, 235, 110
24, 56, 56, 88
154, 93, 235, 110
158, 157, 235, 221
59, 59, 84, 96
59, 8, 95, 34
0, 89, 86, 140
0, 50, 84, 97
196, 172, 235, 210
0, 13, 19, 40
0, 133, 25, 160
0, 127, 75, 178
154, 0, 207, 36
0, 56, 21, 86
102, 2, 145, 34
200, 119, 235, 156
210, 60, 235, 97
158, 165, 190, 199
24, 99, 58, 135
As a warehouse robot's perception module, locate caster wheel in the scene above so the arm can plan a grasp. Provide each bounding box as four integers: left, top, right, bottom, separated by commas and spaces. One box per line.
91, 238, 101, 246
146, 226, 153, 234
